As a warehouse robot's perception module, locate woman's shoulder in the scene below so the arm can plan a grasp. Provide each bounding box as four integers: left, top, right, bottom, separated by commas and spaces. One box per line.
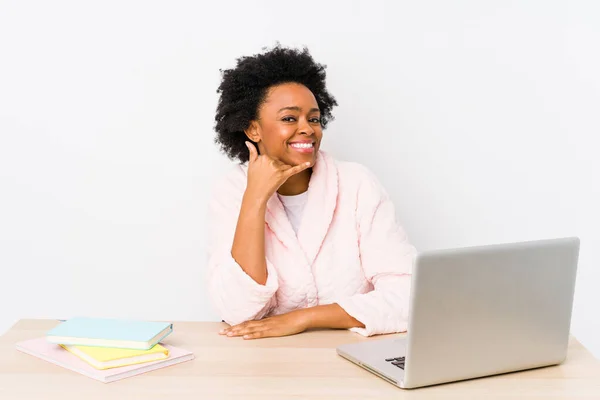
335, 159, 374, 178
328, 154, 382, 190
209, 162, 248, 199
324, 153, 389, 210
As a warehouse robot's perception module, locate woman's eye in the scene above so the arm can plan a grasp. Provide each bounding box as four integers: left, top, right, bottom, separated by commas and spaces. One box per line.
281, 116, 321, 123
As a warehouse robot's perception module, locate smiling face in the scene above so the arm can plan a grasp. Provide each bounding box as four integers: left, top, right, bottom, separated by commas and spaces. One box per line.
245, 82, 323, 167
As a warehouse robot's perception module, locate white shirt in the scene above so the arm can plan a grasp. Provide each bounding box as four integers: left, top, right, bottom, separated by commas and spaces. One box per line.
277, 191, 309, 235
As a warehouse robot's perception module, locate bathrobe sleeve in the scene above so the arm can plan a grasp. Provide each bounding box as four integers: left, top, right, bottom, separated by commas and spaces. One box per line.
335, 166, 417, 336
206, 167, 279, 326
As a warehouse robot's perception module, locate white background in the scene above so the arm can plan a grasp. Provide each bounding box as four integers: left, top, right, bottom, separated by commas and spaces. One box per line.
1, 1, 598, 357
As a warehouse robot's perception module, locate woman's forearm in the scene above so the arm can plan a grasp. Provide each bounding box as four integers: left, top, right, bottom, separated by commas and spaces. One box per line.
231, 190, 269, 285
301, 303, 365, 330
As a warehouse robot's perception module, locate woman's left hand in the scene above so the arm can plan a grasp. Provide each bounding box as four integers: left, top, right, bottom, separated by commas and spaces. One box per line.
219, 310, 309, 340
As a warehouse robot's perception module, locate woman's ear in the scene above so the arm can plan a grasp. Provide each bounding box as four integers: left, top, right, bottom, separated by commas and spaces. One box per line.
244, 121, 261, 143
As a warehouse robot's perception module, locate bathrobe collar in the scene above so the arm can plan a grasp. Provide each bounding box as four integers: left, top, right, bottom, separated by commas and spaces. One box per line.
262, 151, 339, 266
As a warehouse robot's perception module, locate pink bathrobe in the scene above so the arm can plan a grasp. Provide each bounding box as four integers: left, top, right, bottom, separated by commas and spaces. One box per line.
206, 151, 416, 336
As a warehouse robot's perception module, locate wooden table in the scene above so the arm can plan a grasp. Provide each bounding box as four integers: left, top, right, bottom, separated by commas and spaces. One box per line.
1, 319, 599, 399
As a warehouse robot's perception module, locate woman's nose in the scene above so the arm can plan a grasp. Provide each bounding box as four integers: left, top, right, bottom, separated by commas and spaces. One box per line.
298, 118, 315, 135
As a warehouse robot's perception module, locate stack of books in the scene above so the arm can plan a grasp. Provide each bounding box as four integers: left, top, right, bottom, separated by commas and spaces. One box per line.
15, 317, 194, 383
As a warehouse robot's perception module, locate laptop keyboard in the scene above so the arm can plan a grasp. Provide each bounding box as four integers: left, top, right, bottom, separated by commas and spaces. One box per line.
384, 356, 405, 369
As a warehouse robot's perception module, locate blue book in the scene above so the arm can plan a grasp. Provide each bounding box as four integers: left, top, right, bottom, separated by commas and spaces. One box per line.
46, 317, 173, 350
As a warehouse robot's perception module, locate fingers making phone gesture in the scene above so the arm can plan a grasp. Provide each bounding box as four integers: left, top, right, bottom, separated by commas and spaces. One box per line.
244, 141, 311, 202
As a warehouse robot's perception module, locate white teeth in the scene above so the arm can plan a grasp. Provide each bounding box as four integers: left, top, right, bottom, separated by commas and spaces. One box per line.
290, 143, 313, 149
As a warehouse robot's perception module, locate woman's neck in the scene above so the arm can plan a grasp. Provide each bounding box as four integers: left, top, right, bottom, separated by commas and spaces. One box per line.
277, 168, 312, 196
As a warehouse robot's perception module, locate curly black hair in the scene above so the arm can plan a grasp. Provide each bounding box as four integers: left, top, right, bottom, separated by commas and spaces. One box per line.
214, 45, 338, 163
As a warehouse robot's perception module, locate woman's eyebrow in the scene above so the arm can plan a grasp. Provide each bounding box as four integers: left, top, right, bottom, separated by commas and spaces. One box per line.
277, 106, 320, 113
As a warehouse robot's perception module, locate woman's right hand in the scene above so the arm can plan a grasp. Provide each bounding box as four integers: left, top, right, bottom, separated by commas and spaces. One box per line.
244, 141, 311, 203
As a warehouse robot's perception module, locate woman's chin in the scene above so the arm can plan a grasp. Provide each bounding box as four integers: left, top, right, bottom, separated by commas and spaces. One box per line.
292, 154, 317, 167
283, 147, 318, 167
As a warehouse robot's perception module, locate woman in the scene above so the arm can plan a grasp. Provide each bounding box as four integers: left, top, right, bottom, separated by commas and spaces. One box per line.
208, 45, 416, 339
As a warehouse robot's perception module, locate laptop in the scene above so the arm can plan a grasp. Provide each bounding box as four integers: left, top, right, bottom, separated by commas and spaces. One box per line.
336, 237, 580, 389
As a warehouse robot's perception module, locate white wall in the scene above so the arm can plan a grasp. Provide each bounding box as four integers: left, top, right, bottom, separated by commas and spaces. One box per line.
1, 1, 598, 357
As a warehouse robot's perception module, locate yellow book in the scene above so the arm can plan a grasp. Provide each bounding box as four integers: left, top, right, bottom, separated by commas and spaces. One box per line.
60, 343, 169, 370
